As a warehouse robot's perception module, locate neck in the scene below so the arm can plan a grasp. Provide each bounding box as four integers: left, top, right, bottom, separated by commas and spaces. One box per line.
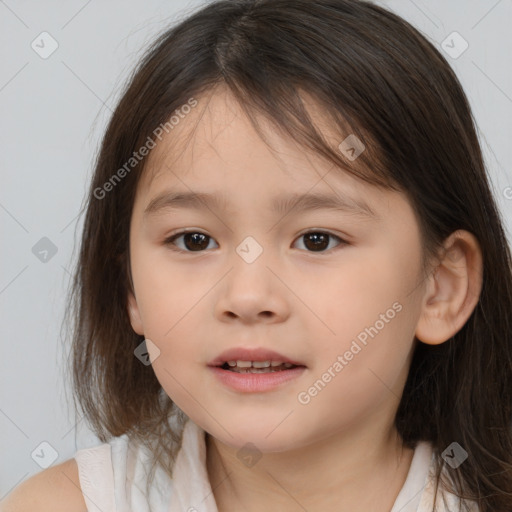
206, 416, 415, 512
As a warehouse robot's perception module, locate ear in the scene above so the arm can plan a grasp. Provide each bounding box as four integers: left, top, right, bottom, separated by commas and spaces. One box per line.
127, 291, 144, 335
415, 229, 483, 345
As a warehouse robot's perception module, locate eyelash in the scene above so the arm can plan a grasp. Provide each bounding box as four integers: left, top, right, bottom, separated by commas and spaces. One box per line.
162, 229, 348, 254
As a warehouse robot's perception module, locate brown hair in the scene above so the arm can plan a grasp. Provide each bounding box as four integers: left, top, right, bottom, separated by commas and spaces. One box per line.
63, 0, 512, 510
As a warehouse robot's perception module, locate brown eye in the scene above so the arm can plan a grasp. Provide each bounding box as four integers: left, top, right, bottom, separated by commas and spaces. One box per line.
164, 230, 346, 254
294, 231, 345, 252
164, 231, 218, 252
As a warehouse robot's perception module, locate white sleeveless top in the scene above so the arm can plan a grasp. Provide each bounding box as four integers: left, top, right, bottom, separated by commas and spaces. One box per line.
74, 418, 479, 512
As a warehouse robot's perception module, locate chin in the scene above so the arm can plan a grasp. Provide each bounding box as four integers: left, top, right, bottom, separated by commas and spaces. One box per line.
206, 421, 301, 453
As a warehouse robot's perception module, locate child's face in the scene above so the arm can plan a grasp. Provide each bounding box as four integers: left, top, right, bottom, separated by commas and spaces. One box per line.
127, 87, 428, 451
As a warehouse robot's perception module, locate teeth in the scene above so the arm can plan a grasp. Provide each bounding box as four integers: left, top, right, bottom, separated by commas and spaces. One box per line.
252, 361, 271, 368
222, 360, 297, 371
227, 360, 291, 367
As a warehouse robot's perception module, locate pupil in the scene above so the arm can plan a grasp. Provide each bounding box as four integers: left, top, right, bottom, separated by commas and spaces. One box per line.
304, 233, 329, 251
184, 233, 209, 251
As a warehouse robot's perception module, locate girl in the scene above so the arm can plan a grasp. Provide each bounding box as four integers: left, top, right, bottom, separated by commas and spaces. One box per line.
5, 0, 512, 511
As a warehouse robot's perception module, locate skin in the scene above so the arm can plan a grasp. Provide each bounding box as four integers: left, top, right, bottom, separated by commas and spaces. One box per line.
127, 85, 483, 511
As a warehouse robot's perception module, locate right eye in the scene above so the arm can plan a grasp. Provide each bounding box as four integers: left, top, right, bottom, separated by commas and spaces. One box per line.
163, 230, 219, 252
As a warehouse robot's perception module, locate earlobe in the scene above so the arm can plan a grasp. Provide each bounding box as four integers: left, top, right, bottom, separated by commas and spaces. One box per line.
415, 230, 483, 345
127, 291, 144, 335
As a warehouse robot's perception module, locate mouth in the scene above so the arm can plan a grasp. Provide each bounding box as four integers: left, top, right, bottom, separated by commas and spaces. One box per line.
208, 347, 307, 371
217, 360, 303, 373
207, 347, 307, 392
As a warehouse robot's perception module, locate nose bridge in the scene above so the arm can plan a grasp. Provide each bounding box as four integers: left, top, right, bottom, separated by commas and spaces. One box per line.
214, 234, 289, 322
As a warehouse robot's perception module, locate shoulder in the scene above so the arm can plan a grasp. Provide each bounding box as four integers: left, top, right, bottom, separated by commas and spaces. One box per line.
0, 458, 87, 512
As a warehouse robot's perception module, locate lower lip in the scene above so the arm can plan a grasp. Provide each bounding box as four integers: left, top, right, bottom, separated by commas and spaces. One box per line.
209, 366, 306, 392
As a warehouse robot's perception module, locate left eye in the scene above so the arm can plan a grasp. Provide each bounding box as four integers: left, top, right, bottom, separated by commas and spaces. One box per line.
293, 231, 345, 252
163, 230, 346, 253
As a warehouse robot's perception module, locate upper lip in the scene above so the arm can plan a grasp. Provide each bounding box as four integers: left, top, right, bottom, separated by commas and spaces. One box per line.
208, 347, 306, 367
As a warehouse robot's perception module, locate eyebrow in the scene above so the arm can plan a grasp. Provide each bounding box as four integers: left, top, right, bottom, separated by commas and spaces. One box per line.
143, 189, 378, 220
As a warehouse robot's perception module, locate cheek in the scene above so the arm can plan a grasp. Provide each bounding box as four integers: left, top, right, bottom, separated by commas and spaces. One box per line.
309, 247, 419, 379
306, 256, 401, 339
132, 248, 208, 338
131, 249, 211, 386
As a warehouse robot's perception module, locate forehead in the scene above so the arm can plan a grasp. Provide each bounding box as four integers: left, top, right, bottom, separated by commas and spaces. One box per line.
133, 86, 410, 228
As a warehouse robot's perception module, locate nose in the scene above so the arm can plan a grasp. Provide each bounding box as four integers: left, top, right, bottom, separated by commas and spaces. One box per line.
213, 252, 291, 325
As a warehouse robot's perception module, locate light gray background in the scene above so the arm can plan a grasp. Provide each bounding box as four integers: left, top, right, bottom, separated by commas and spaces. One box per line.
1, 0, 511, 499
